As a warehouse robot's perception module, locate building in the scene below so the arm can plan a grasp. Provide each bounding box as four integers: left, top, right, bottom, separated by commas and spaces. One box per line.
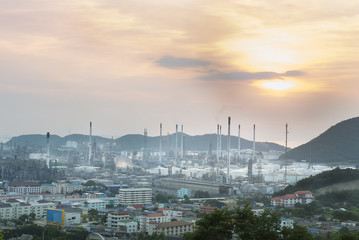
107, 211, 130, 228
271, 191, 314, 207
7, 181, 42, 195
41, 183, 83, 195
109, 219, 138, 233
62, 207, 82, 226
280, 218, 294, 229
148, 220, 194, 237
117, 188, 152, 205
199, 205, 216, 214
83, 199, 106, 210
177, 188, 191, 199
162, 209, 183, 218
139, 213, 171, 233
0, 199, 55, 220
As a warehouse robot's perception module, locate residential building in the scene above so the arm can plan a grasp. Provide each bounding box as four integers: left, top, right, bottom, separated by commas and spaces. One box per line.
139, 213, 171, 233
199, 205, 216, 214
117, 188, 152, 205
177, 188, 191, 199
107, 211, 130, 228
41, 183, 83, 195
7, 181, 42, 195
280, 218, 294, 229
271, 191, 314, 207
163, 209, 183, 218
83, 199, 106, 210
148, 220, 194, 237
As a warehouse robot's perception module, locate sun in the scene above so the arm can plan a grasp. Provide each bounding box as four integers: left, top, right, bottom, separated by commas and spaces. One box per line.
258, 80, 296, 91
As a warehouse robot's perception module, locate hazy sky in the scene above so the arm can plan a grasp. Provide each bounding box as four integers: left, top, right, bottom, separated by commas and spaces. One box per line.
1, 0, 359, 147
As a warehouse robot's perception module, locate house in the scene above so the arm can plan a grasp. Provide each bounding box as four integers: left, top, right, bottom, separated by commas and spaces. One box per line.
271, 191, 314, 207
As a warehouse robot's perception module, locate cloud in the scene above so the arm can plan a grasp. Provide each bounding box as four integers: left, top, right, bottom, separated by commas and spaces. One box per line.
200, 70, 304, 81
156, 56, 210, 68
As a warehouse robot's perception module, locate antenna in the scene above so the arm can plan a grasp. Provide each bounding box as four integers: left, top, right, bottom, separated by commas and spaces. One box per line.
227, 117, 231, 185
181, 125, 184, 158
175, 124, 178, 163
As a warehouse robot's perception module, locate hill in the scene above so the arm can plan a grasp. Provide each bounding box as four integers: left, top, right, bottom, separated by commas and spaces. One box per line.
274, 167, 359, 197
5, 133, 286, 152
286, 117, 359, 163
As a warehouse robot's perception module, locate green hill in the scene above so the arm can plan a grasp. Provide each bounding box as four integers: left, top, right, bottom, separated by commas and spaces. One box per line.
274, 167, 359, 197
286, 117, 359, 163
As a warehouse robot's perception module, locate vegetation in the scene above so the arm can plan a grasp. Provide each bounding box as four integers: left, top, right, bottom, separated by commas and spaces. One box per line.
1, 225, 88, 240
286, 117, 359, 163
184, 206, 313, 240
137, 232, 165, 240
193, 190, 210, 198
274, 168, 359, 196
317, 190, 359, 208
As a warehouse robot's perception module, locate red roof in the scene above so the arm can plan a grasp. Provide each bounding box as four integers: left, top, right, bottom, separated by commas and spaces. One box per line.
271, 197, 282, 201
146, 213, 165, 218
294, 191, 313, 195
282, 194, 297, 199
132, 204, 144, 209
157, 207, 170, 212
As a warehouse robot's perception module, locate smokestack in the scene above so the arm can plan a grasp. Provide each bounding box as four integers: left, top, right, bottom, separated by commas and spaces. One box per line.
88, 122, 92, 165
219, 125, 222, 159
180, 125, 184, 158
227, 117, 231, 185
238, 124, 241, 159
217, 124, 219, 163
175, 124, 178, 162
46, 132, 50, 168
159, 123, 162, 163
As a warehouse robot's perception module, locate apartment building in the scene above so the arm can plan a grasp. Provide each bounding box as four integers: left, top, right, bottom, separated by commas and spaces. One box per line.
148, 220, 194, 237
117, 188, 152, 205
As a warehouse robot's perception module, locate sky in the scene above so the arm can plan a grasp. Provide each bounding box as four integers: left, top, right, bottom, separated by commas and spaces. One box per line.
0, 0, 359, 147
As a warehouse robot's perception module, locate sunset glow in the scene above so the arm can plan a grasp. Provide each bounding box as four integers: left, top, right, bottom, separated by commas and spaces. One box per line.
259, 80, 296, 91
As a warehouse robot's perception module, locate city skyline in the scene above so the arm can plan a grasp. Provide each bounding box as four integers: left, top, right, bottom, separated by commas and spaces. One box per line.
1, 0, 359, 148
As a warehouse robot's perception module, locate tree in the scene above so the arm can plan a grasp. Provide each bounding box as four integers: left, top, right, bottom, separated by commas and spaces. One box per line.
183, 209, 234, 240
204, 199, 225, 208
282, 225, 313, 240
184, 206, 313, 240
88, 209, 99, 217
155, 193, 170, 203
194, 190, 210, 198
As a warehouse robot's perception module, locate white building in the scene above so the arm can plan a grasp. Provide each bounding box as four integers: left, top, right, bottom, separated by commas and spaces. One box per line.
148, 220, 194, 237
139, 213, 171, 233
271, 191, 314, 207
42, 183, 83, 195
163, 209, 183, 218
117, 188, 152, 205
107, 211, 130, 228
83, 199, 106, 210
7, 181, 42, 195
63, 208, 82, 226
0, 199, 55, 220
280, 218, 294, 229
